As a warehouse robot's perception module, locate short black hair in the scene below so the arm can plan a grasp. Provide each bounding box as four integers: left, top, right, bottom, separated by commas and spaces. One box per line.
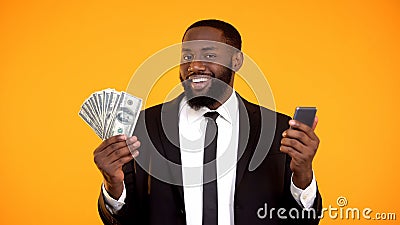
183, 19, 242, 50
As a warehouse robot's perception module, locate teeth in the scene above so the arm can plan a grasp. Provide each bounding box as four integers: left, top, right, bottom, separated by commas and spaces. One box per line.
191, 77, 209, 83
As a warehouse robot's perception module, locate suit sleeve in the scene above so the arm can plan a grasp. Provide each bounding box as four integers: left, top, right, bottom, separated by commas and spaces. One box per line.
97, 112, 150, 225
97, 160, 148, 225
281, 154, 322, 225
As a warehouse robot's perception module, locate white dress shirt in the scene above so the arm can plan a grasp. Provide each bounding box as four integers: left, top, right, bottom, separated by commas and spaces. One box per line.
102, 91, 317, 224
179, 92, 239, 225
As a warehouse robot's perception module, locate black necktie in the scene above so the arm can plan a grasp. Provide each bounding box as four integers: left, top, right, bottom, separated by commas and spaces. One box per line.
203, 111, 219, 225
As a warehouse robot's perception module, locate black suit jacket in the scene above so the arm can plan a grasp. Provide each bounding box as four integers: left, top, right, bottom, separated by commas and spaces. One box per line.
98, 93, 322, 225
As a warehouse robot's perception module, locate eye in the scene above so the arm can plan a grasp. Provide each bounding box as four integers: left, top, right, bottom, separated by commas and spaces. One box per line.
182, 54, 193, 61
205, 53, 217, 59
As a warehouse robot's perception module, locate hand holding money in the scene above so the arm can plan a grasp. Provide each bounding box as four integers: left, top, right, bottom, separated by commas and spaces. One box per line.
79, 89, 143, 199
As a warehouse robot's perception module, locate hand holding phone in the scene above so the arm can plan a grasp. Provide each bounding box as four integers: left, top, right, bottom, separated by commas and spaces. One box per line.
281, 106, 319, 189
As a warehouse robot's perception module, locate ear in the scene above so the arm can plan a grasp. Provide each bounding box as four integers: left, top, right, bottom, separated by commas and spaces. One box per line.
231, 51, 244, 72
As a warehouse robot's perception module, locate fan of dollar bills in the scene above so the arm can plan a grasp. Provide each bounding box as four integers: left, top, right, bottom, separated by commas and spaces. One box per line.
79, 89, 142, 140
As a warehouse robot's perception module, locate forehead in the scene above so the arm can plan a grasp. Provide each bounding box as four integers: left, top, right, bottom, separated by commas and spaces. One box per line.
183, 26, 225, 43
181, 27, 234, 53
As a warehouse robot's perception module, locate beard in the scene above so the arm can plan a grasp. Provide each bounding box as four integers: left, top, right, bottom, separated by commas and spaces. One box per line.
180, 66, 233, 110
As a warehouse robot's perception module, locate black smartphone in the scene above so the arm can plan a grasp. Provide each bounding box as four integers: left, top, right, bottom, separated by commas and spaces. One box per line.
293, 107, 317, 128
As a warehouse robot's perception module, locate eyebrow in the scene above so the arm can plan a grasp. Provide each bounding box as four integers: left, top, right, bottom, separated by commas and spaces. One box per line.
181, 46, 218, 52
201, 46, 217, 51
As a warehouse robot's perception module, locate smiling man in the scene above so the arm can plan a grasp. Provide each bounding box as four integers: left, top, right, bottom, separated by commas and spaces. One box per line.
94, 19, 322, 225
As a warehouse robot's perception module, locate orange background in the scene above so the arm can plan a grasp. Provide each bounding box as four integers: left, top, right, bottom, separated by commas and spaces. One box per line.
1, 0, 399, 224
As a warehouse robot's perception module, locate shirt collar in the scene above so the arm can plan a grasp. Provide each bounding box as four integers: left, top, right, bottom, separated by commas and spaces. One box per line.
179, 91, 238, 124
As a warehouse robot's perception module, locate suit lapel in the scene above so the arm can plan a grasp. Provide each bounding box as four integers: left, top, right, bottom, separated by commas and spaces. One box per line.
159, 94, 185, 201
235, 94, 262, 189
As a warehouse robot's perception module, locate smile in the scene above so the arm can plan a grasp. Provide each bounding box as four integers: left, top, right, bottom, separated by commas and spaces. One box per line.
188, 75, 212, 90
191, 76, 210, 83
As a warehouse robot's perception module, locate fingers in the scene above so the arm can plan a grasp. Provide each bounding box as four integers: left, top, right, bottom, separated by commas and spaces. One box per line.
105, 145, 132, 164
107, 140, 141, 164
125, 135, 138, 145
279, 145, 302, 159
104, 137, 140, 156
289, 119, 319, 142
94, 135, 127, 154
281, 128, 319, 152
125, 135, 141, 156
94, 136, 140, 168
282, 129, 309, 146
99, 136, 140, 158
280, 145, 312, 169
127, 139, 141, 158
94, 135, 140, 155
280, 135, 307, 154
280, 118, 320, 157
109, 154, 136, 169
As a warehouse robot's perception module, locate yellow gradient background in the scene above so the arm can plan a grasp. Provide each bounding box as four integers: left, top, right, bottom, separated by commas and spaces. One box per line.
1, 0, 399, 224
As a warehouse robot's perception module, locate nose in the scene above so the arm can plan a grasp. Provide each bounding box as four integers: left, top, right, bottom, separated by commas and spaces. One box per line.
188, 60, 206, 73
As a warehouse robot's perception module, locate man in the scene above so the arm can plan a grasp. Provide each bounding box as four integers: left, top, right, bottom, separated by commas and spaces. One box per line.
94, 19, 322, 225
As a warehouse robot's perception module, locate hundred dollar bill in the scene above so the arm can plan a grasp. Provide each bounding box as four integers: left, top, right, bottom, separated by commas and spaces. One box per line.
109, 92, 142, 138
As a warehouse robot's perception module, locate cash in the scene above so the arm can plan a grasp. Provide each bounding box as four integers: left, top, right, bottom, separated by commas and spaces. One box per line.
79, 88, 142, 140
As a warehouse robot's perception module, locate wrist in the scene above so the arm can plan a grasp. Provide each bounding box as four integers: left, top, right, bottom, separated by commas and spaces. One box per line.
104, 181, 124, 200
292, 170, 313, 189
